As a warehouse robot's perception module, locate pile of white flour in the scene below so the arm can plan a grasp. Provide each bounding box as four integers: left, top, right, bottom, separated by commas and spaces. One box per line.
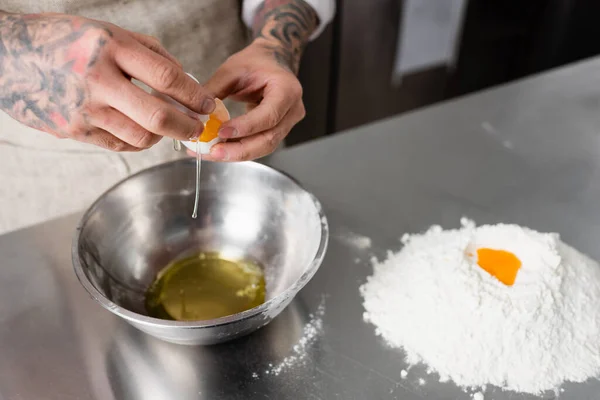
360, 218, 600, 394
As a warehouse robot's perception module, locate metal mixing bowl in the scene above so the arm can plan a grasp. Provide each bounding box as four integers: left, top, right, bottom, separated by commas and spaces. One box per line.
72, 159, 328, 345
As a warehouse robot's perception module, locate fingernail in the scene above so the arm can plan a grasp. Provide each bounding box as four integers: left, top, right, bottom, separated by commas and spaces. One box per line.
201, 98, 216, 114
219, 127, 238, 138
210, 146, 228, 161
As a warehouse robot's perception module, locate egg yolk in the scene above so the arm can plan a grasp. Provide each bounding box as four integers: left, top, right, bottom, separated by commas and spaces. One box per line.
476, 248, 521, 286
190, 114, 223, 143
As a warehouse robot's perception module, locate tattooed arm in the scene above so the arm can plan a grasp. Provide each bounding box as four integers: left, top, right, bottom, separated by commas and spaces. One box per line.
0, 11, 214, 151
200, 1, 321, 161
251, 0, 318, 74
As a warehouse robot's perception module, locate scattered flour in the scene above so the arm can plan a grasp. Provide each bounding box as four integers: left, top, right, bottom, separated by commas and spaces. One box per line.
400, 369, 408, 379
360, 218, 600, 394
418, 378, 426, 386
472, 392, 484, 400
264, 302, 325, 376
340, 232, 372, 250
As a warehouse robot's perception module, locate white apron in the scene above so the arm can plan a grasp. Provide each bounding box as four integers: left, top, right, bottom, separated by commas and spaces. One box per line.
0, 0, 247, 234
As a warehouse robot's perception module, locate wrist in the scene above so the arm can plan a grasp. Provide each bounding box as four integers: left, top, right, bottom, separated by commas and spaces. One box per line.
251, 36, 294, 52
251, 36, 302, 74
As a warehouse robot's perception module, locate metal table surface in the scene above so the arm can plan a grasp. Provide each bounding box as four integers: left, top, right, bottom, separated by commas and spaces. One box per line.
3, 58, 600, 400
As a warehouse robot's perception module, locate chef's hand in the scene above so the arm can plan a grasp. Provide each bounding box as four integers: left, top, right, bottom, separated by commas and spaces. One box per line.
198, 0, 319, 161
0, 12, 214, 151
200, 42, 304, 161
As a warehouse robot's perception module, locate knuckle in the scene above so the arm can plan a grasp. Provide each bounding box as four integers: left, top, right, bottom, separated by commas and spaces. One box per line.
84, 29, 113, 52
189, 87, 207, 109
145, 34, 160, 44
85, 25, 108, 40
224, 54, 238, 66
265, 105, 282, 127
69, 125, 88, 140
266, 130, 279, 150
69, 130, 84, 140
290, 81, 303, 99
146, 36, 162, 52
47, 130, 65, 139
86, 71, 103, 85
223, 63, 237, 75
239, 150, 250, 161
220, 59, 243, 79
131, 131, 155, 149
81, 103, 97, 117
298, 104, 306, 120
148, 107, 170, 131
109, 139, 129, 152
154, 63, 179, 90
233, 144, 250, 161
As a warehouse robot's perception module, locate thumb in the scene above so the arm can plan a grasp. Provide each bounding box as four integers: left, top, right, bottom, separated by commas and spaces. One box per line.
204, 65, 240, 100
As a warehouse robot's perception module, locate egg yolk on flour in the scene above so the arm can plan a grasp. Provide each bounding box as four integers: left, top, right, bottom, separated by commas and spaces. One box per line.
475, 248, 521, 286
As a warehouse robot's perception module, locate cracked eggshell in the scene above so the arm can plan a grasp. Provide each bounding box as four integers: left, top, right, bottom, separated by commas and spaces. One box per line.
150, 73, 227, 155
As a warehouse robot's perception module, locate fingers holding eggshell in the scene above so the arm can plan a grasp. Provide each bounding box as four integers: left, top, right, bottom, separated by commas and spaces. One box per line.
179, 98, 231, 155
114, 43, 216, 116
203, 63, 241, 101
204, 102, 302, 162
105, 77, 204, 141
203, 134, 276, 162
217, 85, 295, 140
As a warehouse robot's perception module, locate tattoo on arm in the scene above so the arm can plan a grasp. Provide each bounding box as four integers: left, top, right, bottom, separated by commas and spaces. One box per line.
0, 11, 112, 135
252, 0, 318, 74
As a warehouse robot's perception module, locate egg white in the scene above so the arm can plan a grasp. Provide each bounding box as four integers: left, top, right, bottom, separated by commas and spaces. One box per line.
182, 137, 223, 155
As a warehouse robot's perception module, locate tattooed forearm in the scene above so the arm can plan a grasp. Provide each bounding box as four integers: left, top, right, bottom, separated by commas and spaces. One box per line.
0, 12, 111, 134
251, 0, 318, 74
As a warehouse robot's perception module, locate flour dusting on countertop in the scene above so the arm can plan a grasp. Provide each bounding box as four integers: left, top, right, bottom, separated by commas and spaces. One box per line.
263, 301, 325, 376
338, 231, 372, 250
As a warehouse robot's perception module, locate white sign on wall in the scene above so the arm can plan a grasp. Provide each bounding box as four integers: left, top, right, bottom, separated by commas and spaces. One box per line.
393, 0, 469, 84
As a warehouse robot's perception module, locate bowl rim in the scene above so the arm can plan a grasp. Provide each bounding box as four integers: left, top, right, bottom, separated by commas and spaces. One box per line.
71, 159, 329, 329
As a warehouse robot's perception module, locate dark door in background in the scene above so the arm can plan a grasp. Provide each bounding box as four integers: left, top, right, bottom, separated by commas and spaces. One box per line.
291, 0, 600, 146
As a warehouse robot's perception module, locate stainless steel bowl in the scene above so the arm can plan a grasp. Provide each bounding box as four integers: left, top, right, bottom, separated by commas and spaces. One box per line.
72, 159, 328, 345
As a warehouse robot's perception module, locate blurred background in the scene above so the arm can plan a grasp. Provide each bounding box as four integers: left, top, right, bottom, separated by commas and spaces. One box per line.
292, 0, 600, 145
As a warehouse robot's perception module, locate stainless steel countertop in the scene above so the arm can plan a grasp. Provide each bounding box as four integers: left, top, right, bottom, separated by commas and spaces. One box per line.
3, 58, 600, 400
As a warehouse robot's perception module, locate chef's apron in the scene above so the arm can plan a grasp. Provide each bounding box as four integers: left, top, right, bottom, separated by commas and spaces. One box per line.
0, 0, 247, 234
